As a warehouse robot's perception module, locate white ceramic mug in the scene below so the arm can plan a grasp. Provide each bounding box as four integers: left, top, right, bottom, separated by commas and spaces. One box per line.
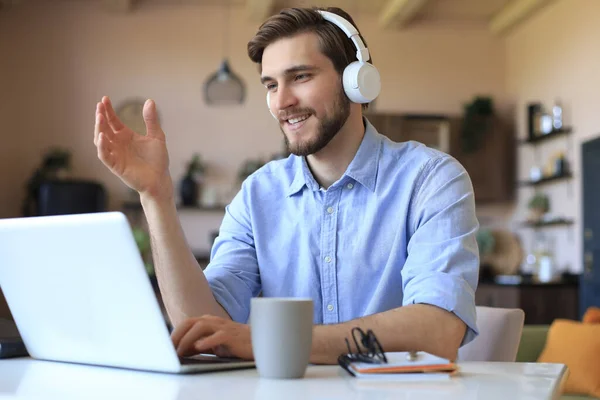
250, 298, 313, 379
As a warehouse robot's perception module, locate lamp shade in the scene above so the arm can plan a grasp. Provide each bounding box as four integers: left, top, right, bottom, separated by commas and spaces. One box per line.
203, 59, 245, 106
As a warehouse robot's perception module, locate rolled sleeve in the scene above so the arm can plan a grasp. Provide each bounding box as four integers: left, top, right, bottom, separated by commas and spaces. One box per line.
402, 155, 480, 346
403, 271, 478, 345
204, 182, 261, 323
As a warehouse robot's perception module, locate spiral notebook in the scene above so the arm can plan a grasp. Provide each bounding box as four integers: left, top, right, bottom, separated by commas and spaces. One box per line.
346, 351, 458, 381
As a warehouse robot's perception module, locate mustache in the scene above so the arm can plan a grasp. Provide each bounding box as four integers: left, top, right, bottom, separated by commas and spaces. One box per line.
277, 108, 316, 121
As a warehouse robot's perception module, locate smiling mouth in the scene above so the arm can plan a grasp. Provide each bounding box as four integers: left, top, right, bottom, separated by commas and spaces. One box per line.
283, 114, 311, 131
287, 114, 310, 124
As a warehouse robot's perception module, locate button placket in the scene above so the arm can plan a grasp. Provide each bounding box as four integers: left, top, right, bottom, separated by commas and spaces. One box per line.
320, 188, 340, 323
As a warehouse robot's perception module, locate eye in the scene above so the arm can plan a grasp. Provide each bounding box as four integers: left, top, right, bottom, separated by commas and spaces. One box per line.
265, 83, 277, 91
295, 73, 311, 81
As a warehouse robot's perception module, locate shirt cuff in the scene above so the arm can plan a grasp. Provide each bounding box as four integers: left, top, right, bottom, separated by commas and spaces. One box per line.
403, 271, 479, 346
205, 272, 251, 323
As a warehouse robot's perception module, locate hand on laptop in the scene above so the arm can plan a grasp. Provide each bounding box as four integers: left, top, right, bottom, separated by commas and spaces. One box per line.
171, 315, 253, 360
94, 96, 172, 201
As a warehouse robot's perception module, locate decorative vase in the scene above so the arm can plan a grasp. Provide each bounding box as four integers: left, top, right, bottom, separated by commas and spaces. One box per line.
180, 176, 198, 207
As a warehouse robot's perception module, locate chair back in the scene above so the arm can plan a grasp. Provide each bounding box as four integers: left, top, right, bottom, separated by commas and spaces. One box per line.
458, 306, 525, 362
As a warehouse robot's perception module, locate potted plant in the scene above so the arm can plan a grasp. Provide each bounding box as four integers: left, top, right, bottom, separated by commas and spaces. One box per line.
180, 153, 206, 207
461, 96, 494, 153
528, 193, 550, 222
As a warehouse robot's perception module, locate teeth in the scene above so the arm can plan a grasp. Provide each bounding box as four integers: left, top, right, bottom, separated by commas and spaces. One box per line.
288, 115, 309, 124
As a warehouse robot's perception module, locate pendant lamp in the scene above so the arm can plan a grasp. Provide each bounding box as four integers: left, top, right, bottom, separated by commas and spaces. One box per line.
204, 5, 245, 105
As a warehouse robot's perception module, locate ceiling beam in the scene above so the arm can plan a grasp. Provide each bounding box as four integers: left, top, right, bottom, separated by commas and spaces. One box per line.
246, 0, 276, 22
490, 0, 556, 35
102, 0, 135, 13
379, 0, 430, 30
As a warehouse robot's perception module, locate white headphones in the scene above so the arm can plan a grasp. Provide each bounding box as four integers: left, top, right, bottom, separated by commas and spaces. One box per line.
267, 10, 381, 118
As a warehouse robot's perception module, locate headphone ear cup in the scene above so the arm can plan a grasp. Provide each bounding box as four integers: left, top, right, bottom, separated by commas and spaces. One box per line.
266, 92, 277, 120
342, 62, 381, 104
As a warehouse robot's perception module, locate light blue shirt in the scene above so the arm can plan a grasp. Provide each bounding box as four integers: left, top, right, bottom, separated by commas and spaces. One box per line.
205, 119, 480, 345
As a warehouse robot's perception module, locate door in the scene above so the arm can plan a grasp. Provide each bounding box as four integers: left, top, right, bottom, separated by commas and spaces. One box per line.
581, 137, 600, 317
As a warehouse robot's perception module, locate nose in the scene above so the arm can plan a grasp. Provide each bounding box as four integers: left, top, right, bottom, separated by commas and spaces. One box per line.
271, 85, 298, 116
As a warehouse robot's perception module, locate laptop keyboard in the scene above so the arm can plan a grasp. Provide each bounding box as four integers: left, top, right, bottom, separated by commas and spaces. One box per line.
179, 354, 247, 365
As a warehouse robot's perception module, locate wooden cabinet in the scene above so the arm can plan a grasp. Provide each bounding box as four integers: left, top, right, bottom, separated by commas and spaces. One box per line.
366, 113, 451, 152
476, 282, 579, 324
366, 113, 515, 204
449, 116, 515, 204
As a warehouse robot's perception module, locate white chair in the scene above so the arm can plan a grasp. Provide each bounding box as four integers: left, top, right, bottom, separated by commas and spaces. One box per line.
458, 306, 525, 362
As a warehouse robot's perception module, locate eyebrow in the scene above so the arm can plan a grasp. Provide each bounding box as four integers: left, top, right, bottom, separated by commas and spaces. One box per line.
260, 65, 319, 85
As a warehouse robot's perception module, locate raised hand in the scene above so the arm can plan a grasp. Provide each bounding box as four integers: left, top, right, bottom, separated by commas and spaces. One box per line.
94, 96, 171, 200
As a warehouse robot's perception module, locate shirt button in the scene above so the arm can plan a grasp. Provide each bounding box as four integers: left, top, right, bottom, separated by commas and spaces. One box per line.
326, 206, 334, 214
327, 304, 334, 311
324, 256, 332, 263
347, 183, 354, 189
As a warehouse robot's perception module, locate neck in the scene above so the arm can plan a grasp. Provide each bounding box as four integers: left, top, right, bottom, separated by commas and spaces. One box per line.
306, 106, 365, 189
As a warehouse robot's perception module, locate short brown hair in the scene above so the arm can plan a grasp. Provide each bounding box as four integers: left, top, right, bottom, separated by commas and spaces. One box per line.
247, 7, 373, 108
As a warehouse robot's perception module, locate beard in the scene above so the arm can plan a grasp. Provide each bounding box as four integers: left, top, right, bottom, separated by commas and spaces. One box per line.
281, 86, 351, 157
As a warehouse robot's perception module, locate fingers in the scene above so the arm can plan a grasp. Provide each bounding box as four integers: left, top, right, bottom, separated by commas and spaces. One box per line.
142, 99, 164, 139
95, 102, 116, 145
97, 132, 115, 168
177, 322, 218, 356
102, 96, 125, 132
176, 321, 222, 356
172, 316, 229, 357
94, 102, 101, 145
97, 112, 116, 142
171, 318, 197, 349
193, 330, 228, 354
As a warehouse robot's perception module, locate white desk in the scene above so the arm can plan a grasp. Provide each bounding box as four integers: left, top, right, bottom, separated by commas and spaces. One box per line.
0, 359, 566, 400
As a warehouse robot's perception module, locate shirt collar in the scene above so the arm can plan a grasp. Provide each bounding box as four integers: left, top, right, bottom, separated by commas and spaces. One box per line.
343, 118, 381, 192
286, 118, 382, 197
286, 156, 317, 196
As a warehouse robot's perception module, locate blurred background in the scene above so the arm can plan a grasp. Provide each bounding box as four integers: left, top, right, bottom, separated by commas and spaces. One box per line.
0, 0, 599, 325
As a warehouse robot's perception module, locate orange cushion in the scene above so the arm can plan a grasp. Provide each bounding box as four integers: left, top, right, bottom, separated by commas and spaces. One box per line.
537, 319, 600, 397
583, 306, 600, 324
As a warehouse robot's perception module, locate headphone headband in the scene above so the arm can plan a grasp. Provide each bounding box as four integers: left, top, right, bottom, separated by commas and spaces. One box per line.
317, 10, 370, 63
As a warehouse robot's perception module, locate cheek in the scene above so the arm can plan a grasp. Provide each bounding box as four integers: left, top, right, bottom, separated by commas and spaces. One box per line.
304, 76, 338, 99
307, 88, 339, 118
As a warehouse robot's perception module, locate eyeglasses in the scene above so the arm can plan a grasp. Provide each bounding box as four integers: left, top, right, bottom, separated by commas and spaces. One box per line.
337, 327, 387, 376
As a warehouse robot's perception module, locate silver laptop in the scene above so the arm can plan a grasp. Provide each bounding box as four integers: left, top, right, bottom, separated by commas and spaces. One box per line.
0, 211, 255, 373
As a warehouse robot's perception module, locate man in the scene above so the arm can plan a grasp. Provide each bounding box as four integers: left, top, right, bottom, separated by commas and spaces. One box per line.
93, 7, 479, 365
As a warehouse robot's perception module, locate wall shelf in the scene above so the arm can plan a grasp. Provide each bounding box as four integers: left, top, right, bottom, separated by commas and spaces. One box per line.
520, 218, 574, 228
122, 201, 226, 212
177, 204, 226, 212
519, 127, 572, 145
519, 172, 572, 187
